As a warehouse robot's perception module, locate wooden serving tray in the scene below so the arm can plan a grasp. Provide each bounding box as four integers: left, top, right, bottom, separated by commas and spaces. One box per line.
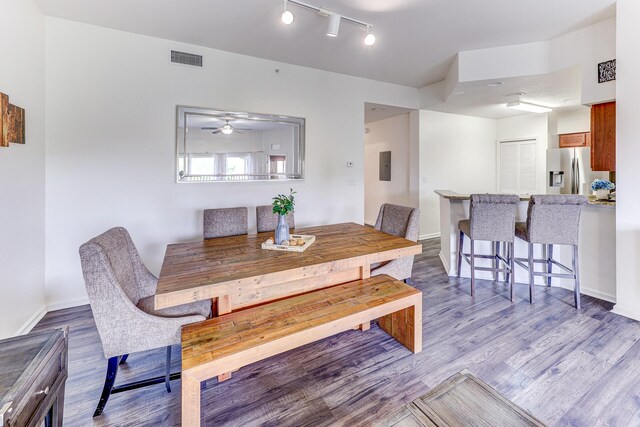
261, 235, 316, 252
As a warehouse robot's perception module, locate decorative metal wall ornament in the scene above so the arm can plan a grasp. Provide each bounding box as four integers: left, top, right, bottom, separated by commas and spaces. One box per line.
598, 59, 616, 83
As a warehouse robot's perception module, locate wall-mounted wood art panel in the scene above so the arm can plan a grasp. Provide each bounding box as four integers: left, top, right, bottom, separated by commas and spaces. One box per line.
0, 91, 26, 148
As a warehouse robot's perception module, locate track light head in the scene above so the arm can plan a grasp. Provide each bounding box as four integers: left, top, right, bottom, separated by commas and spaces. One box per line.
364, 27, 375, 45
281, 9, 294, 24
326, 13, 341, 37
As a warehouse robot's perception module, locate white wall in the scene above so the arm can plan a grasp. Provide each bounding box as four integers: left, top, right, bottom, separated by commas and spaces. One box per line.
496, 113, 549, 194
419, 110, 497, 238
0, 0, 46, 338
364, 114, 411, 225
613, 0, 640, 320
44, 17, 420, 309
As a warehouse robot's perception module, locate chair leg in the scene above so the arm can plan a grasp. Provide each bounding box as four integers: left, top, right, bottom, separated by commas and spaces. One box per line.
470, 239, 475, 297
547, 244, 553, 287
505, 242, 511, 286
119, 354, 129, 365
93, 356, 119, 417
573, 245, 581, 309
165, 346, 172, 393
494, 241, 500, 282
510, 242, 515, 302
528, 243, 535, 304
457, 230, 464, 278
404, 278, 412, 285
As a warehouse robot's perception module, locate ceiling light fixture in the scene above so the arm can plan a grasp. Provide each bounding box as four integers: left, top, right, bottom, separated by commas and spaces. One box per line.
281, 0, 294, 25
506, 101, 552, 114
281, 0, 374, 46
364, 26, 376, 46
326, 13, 341, 37
220, 120, 234, 135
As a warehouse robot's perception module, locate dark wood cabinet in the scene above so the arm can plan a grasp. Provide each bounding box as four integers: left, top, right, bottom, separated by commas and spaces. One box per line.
559, 132, 590, 148
0, 328, 68, 427
591, 101, 616, 171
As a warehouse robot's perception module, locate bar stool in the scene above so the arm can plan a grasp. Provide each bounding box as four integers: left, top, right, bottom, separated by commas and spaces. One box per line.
513, 195, 587, 308
457, 194, 519, 300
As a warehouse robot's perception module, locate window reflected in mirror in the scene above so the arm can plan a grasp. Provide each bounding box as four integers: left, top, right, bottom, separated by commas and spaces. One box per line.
176, 106, 305, 182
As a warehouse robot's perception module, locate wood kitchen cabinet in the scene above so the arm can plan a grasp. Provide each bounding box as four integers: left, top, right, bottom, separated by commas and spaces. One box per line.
591, 101, 616, 171
559, 132, 590, 148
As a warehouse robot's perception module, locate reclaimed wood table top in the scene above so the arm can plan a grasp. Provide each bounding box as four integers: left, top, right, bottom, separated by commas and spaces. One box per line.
378, 370, 546, 427
155, 222, 422, 310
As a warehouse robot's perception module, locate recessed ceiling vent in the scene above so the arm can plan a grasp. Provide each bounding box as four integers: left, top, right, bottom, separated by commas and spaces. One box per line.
171, 50, 203, 67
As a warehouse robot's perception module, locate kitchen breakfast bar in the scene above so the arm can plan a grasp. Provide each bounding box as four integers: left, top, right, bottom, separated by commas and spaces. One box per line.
435, 190, 616, 303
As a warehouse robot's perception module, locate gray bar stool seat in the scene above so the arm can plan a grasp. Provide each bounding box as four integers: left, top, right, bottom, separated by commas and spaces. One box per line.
513, 195, 587, 308
457, 194, 520, 300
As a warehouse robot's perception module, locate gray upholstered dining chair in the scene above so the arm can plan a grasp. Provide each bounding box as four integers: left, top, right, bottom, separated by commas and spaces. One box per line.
457, 194, 519, 300
79, 227, 211, 417
514, 195, 587, 308
256, 205, 295, 233
370, 204, 420, 283
203, 207, 248, 239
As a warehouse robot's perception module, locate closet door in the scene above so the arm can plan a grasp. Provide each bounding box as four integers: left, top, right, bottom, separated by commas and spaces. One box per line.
499, 139, 538, 195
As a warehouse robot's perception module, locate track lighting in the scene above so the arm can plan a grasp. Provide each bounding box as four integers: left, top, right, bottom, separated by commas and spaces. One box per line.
281, 0, 294, 25
280, 0, 374, 46
326, 13, 341, 37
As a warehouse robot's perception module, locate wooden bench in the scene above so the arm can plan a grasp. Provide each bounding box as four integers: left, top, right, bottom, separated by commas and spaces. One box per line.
180, 274, 423, 427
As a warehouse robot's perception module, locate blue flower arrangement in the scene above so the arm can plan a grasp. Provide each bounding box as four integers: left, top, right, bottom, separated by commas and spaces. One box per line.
591, 179, 615, 191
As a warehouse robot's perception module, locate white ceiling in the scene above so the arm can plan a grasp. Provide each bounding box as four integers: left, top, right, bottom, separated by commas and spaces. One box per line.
430, 67, 583, 119
364, 103, 415, 123
35, 0, 615, 88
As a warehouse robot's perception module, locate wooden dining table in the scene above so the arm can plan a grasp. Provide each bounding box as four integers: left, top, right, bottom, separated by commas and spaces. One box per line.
155, 222, 422, 315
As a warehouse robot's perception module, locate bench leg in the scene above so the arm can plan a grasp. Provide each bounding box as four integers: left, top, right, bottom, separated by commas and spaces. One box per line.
218, 372, 232, 382
182, 373, 201, 427
378, 297, 422, 354
359, 321, 370, 331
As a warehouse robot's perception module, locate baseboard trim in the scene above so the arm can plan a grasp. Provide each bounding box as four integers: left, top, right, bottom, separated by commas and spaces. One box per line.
580, 287, 616, 304
14, 304, 47, 336
419, 232, 440, 241
364, 220, 375, 227
612, 304, 640, 322
439, 250, 451, 276
47, 296, 90, 312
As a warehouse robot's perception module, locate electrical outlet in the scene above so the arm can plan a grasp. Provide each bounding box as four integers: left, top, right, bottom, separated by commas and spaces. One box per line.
347, 178, 356, 186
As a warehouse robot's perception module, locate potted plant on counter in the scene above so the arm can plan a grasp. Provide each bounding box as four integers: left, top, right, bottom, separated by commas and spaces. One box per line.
591, 179, 615, 200
272, 189, 296, 245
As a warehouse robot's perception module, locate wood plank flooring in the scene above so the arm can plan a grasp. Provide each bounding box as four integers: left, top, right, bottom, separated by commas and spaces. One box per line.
33, 238, 640, 426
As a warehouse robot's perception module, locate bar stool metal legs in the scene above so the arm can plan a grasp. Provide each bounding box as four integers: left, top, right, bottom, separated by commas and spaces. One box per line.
457, 234, 515, 301
515, 243, 582, 308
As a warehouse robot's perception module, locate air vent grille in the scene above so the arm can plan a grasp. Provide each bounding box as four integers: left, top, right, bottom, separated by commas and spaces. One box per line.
171, 50, 203, 67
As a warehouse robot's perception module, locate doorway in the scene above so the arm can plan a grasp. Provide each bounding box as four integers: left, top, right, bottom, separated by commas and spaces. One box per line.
363, 103, 419, 226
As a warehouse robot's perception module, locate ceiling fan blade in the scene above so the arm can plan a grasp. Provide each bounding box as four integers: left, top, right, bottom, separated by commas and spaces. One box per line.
201, 127, 220, 130
236, 128, 253, 131
210, 130, 222, 134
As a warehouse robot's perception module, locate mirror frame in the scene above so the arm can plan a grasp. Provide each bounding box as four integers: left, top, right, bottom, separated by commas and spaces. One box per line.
175, 105, 306, 183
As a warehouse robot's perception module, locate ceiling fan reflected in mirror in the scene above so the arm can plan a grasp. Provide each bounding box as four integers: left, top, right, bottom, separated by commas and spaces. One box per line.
201, 118, 252, 135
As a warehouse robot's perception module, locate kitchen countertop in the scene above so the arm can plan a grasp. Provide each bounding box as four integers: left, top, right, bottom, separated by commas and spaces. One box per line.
434, 190, 615, 207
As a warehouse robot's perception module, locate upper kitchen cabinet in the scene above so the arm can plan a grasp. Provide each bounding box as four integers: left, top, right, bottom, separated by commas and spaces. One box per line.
559, 132, 591, 148
590, 101, 616, 171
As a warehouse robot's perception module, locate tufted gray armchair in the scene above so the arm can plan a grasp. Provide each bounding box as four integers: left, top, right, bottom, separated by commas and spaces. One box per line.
371, 204, 420, 282
79, 227, 210, 417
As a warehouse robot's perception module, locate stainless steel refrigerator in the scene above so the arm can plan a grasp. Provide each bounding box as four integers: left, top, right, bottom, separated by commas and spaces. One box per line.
547, 147, 608, 195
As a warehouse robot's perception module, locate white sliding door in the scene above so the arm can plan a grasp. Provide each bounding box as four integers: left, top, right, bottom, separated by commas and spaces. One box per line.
498, 139, 538, 195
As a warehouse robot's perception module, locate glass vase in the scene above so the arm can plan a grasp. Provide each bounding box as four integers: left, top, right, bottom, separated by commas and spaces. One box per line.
275, 214, 290, 245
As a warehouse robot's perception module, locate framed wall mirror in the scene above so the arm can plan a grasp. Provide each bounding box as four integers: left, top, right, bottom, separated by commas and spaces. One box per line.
176, 106, 305, 182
